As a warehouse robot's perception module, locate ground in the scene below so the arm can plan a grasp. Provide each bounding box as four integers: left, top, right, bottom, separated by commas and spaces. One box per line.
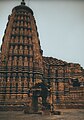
0, 109, 84, 120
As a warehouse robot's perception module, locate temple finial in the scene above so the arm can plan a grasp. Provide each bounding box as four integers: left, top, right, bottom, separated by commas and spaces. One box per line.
21, 0, 25, 5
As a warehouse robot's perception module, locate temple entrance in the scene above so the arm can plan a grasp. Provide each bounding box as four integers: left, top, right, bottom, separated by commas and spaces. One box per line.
32, 96, 38, 112
31, 82, 49, 112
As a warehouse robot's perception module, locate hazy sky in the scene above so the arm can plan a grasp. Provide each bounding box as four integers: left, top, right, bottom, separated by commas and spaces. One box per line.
0, 0, 84, 68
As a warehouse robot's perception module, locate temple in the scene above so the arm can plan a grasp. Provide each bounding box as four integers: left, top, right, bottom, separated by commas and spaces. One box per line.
0, 0, 84, 111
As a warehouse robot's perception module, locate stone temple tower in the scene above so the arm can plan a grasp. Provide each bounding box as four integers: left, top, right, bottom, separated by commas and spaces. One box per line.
0, 0, 44, 111
0, 0, 84, 111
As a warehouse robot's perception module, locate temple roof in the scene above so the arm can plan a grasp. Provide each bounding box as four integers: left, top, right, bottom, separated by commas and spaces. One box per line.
43, 56, 67, 66
12, 0, 33, 15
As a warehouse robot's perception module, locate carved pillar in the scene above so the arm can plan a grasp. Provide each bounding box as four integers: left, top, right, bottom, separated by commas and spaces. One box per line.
13, 56, 17, 66
10, 36, 15, 43
24, 37, 28, 44
14, 45, 18, 54
19, 46, 23, 55
24, 29, 27, 35
9, 46, 13, 54
15, 36, 18, 43
23, 77, 28, 100
20, 36, 23, 43
11, 77, 16, 99
17, 76, 22, 100
20, 28, 23, 35
24, 57, 28, 66
5, 77, 10, 100
18, 56, 23, 66
24, 46, 28, 55
8, 56, 12, 66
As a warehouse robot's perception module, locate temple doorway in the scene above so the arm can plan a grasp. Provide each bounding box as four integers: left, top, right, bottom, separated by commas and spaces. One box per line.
31, 82, 49, 112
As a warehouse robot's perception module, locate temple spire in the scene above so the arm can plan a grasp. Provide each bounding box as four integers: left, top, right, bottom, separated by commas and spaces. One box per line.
21, 0, 25, 5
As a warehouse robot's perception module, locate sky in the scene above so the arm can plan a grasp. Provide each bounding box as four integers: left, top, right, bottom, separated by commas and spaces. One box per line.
0, 0, 84, 68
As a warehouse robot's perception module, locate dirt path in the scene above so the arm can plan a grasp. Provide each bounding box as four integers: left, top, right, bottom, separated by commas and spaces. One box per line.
0, 109, 84, 120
